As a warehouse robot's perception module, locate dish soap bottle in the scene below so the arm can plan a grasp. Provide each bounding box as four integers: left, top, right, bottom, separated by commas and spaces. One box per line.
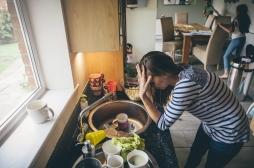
85, 130, 106, 146
80, 94, 88, 110
82, 140, 95, 158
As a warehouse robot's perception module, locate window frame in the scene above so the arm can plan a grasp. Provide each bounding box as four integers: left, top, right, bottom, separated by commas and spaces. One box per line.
0, 0, 46, 144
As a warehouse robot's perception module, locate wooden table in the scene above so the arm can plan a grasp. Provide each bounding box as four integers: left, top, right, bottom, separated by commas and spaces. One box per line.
175, 23, 212, 64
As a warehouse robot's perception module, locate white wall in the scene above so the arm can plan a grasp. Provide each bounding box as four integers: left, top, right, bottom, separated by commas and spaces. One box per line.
126, 0, 157, 60
213, 0, 254, 55
25, 0, 74, 90
212, 0, 226, 16
157, 0, 206, 24
155, 0, 207, 51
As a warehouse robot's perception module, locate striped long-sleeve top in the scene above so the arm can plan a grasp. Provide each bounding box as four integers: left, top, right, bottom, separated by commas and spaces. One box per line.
157, 67, 250, 144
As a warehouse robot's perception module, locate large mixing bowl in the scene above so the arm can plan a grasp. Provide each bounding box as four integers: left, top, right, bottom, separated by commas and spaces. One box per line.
88, 100, 151, 135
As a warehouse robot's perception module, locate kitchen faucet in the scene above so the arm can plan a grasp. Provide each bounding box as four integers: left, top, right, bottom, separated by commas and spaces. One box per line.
78, 92, 115, 130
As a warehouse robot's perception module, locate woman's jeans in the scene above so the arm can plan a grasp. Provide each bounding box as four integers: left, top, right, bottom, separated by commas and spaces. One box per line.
223, 36, 246, 71
185, 124, 243, 168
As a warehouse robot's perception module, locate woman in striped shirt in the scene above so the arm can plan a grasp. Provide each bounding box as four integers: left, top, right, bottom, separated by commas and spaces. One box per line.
136, 51, 249, 168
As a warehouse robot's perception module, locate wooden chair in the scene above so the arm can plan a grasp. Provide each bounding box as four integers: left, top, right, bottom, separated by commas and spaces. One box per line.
204, 15, 216, 29
192, 26, 228, 70
160, 17, 183, 61
192, 15, 215, 46
212, 16, 231, 31
175, 12, 188, 24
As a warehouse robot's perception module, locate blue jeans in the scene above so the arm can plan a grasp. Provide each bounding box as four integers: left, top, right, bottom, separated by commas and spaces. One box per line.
223, 36, 246, 70
185, 124, 243, 168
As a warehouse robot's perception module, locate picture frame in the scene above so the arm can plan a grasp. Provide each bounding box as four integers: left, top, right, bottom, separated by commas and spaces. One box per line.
163, 0, 194, 5
164, 0, 176, 5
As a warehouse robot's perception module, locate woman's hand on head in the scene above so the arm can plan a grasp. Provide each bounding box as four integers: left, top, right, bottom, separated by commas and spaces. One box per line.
136, 64, 152, 100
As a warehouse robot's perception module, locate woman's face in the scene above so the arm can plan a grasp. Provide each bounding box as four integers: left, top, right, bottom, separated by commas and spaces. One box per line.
151, 75, 174, 90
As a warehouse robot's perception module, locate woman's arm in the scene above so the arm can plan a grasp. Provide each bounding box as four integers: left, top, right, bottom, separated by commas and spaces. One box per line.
136, 64, 161, 123
218, 23, 232, 34
140, 94, 161, 123
136, 64, 201, 131
157, 80, 200, 130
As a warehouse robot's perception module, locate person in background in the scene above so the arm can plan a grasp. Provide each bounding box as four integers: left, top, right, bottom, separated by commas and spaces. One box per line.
218, 4, 251, 78
136, 51, 249, 168
126, 43, 138, 64
125, 43, 139, 85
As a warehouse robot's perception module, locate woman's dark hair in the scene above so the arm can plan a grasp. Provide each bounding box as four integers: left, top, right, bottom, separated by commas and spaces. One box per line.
127, 43, 133, 49
140, 51, 183, 107
140, 51, 182, 76
236, 4, 251, 34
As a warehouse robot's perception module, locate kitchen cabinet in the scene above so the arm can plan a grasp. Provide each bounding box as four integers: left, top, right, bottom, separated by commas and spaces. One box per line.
62, 0, 119, 52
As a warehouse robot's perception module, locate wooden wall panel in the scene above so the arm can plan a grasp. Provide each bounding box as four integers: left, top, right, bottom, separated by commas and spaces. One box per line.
70, 51, 124, 96
84, 51, 124, 83
63, 0, 119, 52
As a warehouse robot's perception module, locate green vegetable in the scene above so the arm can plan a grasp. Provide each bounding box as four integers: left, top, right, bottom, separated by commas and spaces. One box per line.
112, 134, 145, 160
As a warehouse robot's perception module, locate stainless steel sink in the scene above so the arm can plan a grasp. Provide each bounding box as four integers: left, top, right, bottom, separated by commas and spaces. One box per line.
88, 100, 151, 135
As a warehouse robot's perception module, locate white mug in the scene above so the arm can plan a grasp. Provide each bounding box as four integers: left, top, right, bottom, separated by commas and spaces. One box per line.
104, 155, 124, 168
127, 150, 149, 168
26, 100, 54, 124
102, 140, 121, 159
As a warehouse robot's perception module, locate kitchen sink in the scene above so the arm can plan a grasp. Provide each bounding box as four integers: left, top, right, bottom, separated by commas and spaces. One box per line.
88, 100, 151, 135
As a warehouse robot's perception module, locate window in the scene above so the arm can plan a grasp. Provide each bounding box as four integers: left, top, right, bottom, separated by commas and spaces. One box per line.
0, 0, 44, 140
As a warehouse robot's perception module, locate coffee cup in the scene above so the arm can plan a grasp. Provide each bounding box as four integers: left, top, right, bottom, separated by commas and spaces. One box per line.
127, 150, 149, 168
26, 100, 54, 124
75, 156, 123, 168
102, 140, 121, 159
89, 73, 105, 96
105, 155, 124, 168
112, 113, 129, 132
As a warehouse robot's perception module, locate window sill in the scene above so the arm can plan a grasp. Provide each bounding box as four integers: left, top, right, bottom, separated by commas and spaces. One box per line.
0, 87, 78, 168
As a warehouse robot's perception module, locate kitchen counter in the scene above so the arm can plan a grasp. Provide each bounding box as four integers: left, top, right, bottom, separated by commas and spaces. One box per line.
84, 87, 179, 168
47, 86, 178, 168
